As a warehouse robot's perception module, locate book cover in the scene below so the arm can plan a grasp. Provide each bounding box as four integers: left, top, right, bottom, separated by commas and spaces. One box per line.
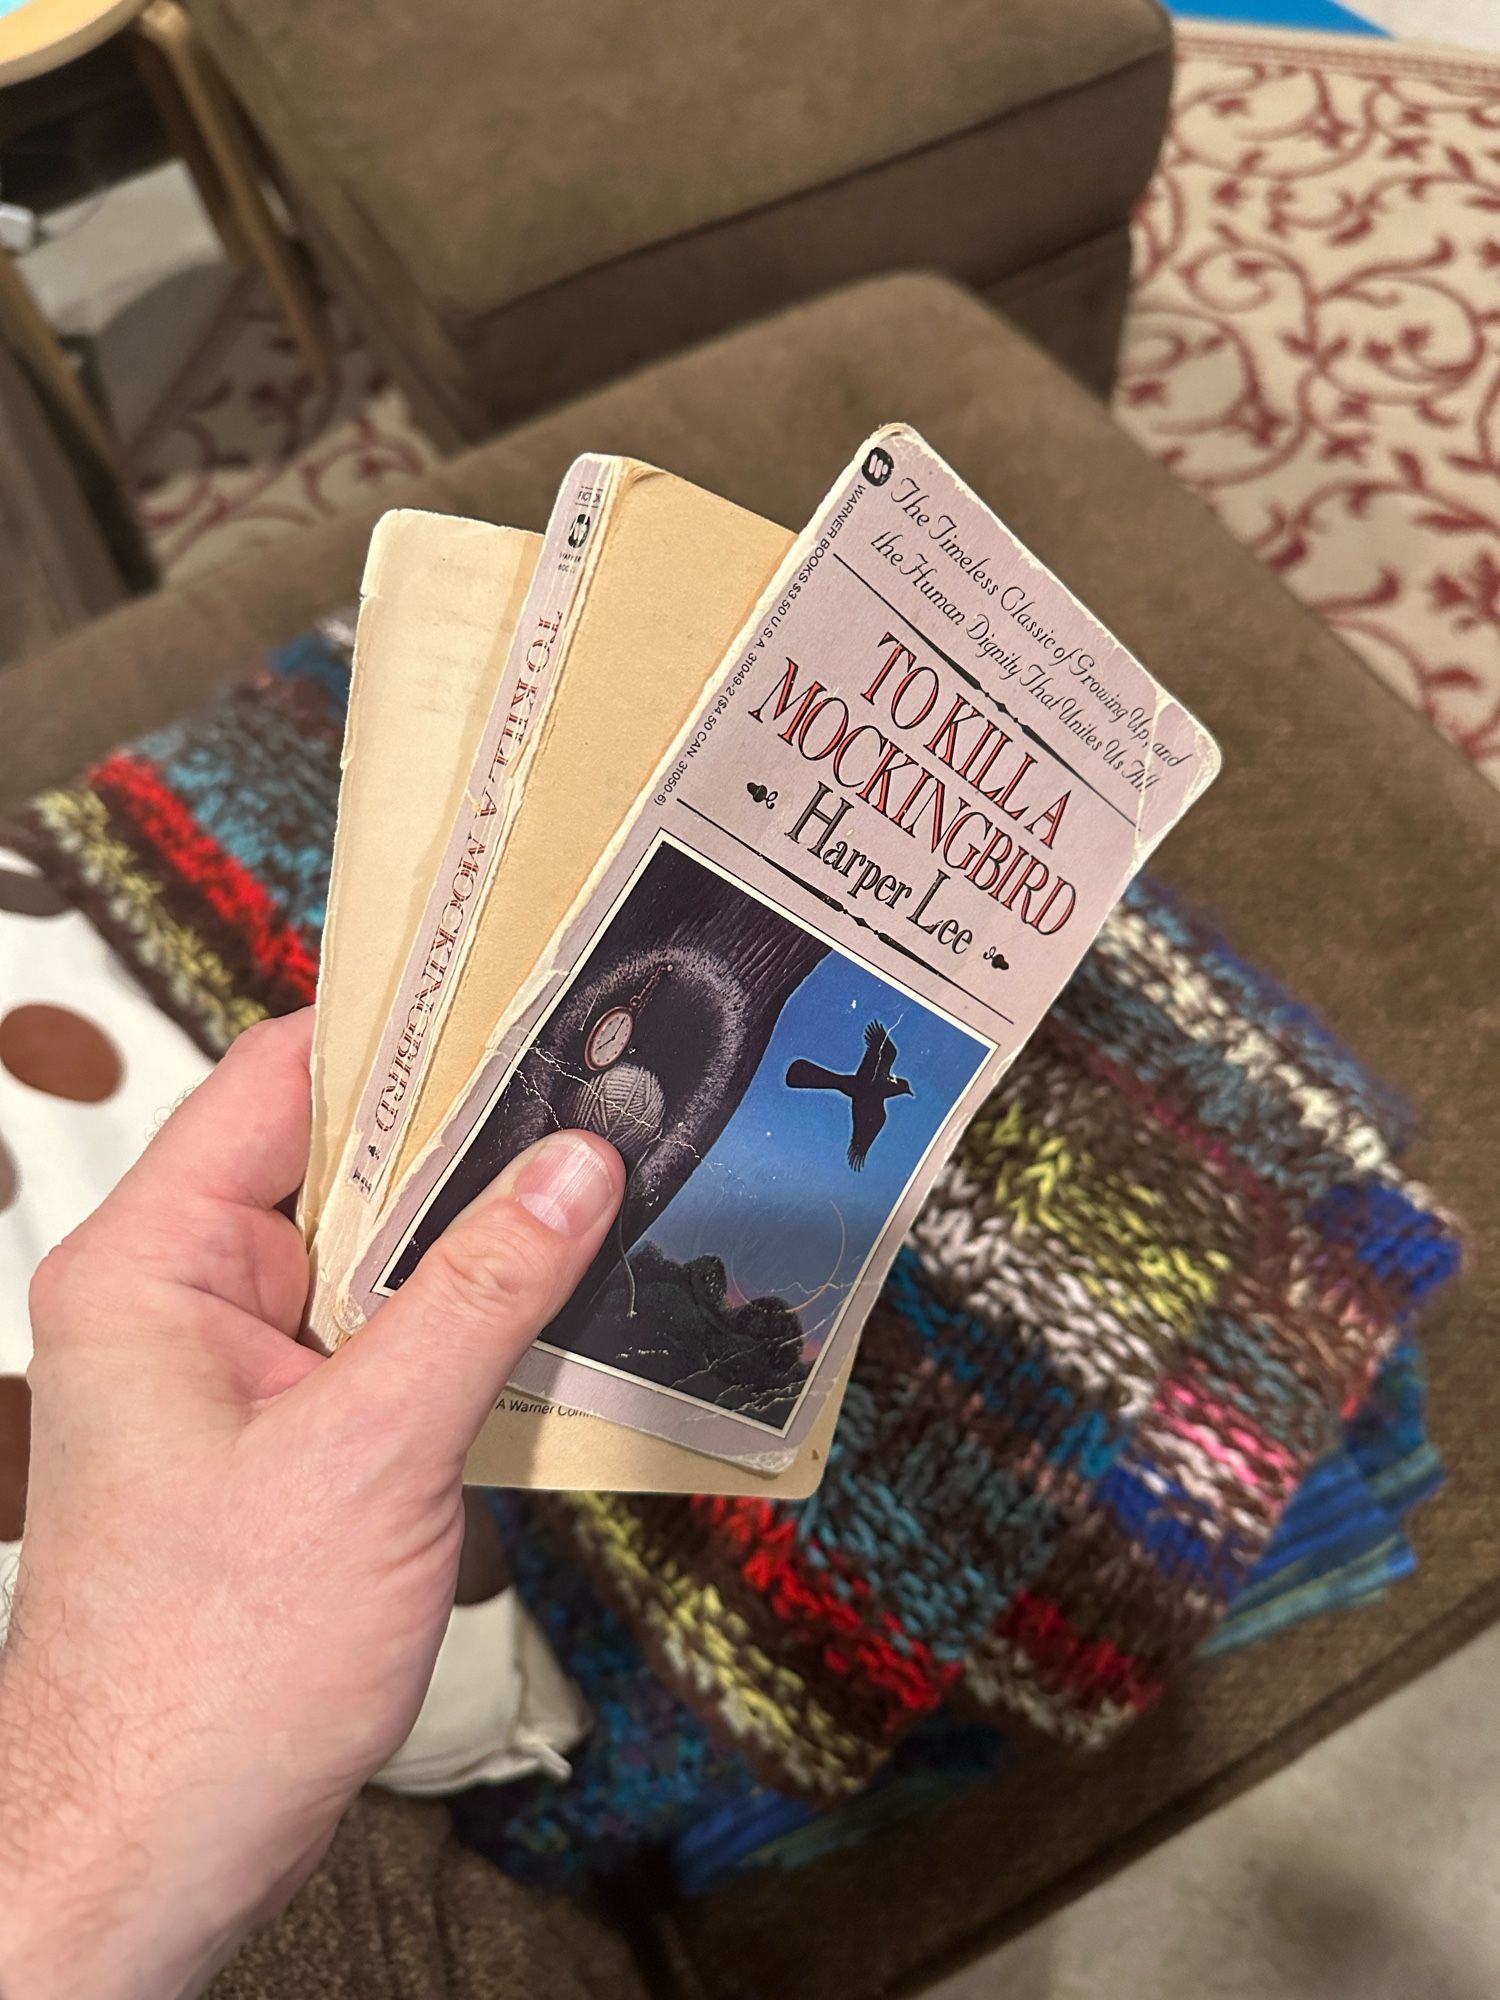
334, 460, 616, 1219
304, 512, 541, 1248
339, 426, 1220, 1476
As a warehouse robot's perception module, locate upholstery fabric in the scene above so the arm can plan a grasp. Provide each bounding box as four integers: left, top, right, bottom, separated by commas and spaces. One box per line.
206, 1789, 647, 2000
0, 344, 130, 665
5, 617, 1458, 1943
190, 0, 1171, 438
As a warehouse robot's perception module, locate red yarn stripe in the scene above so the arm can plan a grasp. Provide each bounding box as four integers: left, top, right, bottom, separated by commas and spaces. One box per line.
995, 1588, 1158, 1713
91, 754, 318, 1001
693, 1495, 960, 1719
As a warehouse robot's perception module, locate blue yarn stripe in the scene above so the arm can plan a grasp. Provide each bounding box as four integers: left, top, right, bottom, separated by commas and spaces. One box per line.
133, 693, 341, 938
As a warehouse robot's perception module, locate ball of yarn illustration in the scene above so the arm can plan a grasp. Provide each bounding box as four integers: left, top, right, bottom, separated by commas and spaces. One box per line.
565, 1062, 665, 1164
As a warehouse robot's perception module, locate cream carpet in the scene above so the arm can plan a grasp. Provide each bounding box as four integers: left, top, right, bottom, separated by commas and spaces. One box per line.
1118, 25, 1500, 780
930, 1622, 1500, 1999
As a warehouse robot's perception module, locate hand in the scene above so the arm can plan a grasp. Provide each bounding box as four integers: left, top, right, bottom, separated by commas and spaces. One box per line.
0, 1010, 623, 2000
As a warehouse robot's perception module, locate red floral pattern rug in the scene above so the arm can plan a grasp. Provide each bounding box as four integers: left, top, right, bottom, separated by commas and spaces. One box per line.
128, 281, 440, 582
124, 23, 1500, 787
1118, 25, 1500, 781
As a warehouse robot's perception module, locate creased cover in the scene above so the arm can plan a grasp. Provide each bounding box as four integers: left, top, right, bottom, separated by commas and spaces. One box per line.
344, 459, 617, 1205
307, 461, 617, 1342
346, 427, 1220, 1475
304, 513, 540, 1245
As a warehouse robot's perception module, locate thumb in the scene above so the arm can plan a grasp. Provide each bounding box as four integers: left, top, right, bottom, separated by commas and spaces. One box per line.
325, 1130, 625, 1468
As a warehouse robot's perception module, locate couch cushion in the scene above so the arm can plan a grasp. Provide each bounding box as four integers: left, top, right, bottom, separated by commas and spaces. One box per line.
8, 274, 1497, 1996
209, 1788, 651, 1999
192, 0, 1171, 438
0, 346, 128, 664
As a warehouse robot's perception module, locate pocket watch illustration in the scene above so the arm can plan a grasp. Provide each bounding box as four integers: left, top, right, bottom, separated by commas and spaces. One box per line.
583, 963, 669, 1071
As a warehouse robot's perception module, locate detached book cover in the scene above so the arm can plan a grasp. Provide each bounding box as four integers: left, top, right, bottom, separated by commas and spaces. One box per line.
333, 427, 1220, 1481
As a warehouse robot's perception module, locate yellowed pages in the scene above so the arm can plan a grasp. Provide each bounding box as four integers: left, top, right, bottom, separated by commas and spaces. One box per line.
445, 469, 814, 1489
386, 467, 793, 1193
305, 513, 539, 1241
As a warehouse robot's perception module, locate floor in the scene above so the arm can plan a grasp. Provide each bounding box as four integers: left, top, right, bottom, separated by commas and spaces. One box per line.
1116, 27, 1500, 779
930, 1623, 1500, 2000
18, 157, 236, 436
7, 22, 1499, 2000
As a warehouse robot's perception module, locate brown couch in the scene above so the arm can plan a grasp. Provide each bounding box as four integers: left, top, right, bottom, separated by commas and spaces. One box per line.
187, 0, 1172, 442
8, 276, 1498, 1998
0, 342, 133, 664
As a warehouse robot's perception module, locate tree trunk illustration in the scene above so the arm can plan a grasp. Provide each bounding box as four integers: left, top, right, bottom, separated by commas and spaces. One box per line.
385, 844, 829, 1325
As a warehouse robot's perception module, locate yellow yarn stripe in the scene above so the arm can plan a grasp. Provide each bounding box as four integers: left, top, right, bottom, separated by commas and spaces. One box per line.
32, 788, 266, 1052
562, 1492, 872, 1794
958, 1100, 1230, 1334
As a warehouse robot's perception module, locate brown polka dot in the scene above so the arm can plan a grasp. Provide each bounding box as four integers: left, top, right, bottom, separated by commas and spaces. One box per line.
0, 866, 68, 919
0, 1131, 16, 1213
0, 1376, 29, 1542
0, 1005, 123, 1103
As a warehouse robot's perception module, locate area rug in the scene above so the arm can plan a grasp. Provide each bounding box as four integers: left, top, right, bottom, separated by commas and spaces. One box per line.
126, 280, 439, 583
123, 23, 1500, 786
1118, 24, 1500, 778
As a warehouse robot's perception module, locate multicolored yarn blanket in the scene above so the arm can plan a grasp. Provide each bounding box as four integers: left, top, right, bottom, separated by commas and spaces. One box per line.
661, 1334, 1444, 1898
483, 1321, 1437, 1893
9, 628, 1461, 1857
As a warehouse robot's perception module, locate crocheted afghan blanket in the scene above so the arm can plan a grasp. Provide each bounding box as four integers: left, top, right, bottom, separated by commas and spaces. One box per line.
662, 1332, 1444, 1897
10, 629, 1460, 1807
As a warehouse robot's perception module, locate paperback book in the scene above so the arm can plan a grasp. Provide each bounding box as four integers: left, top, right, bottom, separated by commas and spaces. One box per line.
305, 427, 1219, 1493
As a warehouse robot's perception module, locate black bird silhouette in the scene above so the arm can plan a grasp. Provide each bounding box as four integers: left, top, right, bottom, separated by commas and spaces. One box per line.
785, 1019, 913, 1170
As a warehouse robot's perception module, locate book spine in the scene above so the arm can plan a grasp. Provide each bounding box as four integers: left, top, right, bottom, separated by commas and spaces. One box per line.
339, 455, 619, 1208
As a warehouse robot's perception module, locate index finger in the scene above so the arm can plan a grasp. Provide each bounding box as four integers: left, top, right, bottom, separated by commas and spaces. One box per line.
120, 1009, 315, 1217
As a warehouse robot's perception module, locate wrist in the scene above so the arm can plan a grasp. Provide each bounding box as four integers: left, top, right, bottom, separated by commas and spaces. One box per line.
0, 1638, 220, 2000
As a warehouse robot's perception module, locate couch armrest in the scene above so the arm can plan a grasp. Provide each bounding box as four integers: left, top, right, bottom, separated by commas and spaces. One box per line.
0, 344, 133, 666
0, 472, 439, 814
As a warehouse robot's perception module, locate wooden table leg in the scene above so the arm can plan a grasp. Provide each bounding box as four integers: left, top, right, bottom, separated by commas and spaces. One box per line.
133, 0, 333, 388
129, 19, 252, 266
0, 245, 121, 471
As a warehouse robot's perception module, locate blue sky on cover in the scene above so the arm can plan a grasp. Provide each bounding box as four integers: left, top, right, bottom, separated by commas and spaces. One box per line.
644, 947, 986, 1358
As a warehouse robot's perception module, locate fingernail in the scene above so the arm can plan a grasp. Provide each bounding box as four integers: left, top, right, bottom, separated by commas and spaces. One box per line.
499, 1131, 619, 1237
